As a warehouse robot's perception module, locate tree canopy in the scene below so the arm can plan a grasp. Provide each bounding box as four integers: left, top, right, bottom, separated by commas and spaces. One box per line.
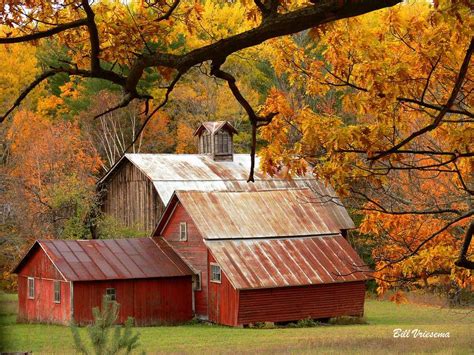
0, 0, 472, 298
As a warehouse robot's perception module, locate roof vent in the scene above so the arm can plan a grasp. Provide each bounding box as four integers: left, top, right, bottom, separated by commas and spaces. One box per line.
193, 121, 238, 162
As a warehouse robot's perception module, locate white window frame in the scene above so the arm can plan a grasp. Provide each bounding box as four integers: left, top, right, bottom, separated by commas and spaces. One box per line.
53, 280, 61, 303
27, 277, 35, 299
179, 222, 188, 241
210, 263, 221, 284
193, 272, 202, 291
106, 288, 116, 301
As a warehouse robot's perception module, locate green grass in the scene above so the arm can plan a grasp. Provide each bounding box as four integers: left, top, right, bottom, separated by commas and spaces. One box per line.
0, 292, 472, 354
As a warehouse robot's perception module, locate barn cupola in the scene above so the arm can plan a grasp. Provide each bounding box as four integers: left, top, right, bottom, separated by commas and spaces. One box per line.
194, 121, 238, 161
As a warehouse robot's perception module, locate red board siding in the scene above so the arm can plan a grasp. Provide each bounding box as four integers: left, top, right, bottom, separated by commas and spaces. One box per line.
208, 252, 239, 326
16, 245, 64, 281
73, 277, 192, 326
238, 281, 366, 325
159, 203, 208, 317
17, 276, 71, 324
16, 246, 71, 324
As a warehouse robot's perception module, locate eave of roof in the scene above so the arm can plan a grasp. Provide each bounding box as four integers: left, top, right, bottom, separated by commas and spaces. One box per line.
13, 238, 193, 281
206, 235, 372, 290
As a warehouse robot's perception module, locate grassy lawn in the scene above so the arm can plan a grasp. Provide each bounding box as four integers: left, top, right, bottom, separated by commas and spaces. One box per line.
0, 293, 472, 354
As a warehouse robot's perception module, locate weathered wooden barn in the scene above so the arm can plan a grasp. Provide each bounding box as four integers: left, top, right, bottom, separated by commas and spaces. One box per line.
98, 121, 354, 234
154, 189, 370, 326
14, 238, 193, 325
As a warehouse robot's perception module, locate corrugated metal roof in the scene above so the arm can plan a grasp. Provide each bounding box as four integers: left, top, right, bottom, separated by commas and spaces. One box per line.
206, 235, 371, 289
107, 154, 354, 230
175, 189, 343, 239
15, 238, 193, 281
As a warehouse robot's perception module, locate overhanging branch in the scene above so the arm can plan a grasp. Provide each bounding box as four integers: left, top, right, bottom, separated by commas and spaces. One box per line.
0, 18, 87, 44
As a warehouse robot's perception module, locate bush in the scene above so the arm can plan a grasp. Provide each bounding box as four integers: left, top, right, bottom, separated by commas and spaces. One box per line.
285, 317, 324, 328
329, 316, 368, 325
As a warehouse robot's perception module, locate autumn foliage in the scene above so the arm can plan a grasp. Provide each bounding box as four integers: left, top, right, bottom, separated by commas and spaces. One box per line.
0, 0, 472, 300
258, 1, 472, 298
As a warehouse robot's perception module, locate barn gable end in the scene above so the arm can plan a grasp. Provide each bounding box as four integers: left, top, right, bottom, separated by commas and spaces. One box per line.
156, 198, 209, 317
100, 157, 164, 234
14, 242, 65, 281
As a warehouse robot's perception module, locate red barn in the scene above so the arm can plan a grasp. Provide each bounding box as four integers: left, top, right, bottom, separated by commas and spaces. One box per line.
13, 238, 193, 325
14, 121, 370, 327
154, 188, 371, 326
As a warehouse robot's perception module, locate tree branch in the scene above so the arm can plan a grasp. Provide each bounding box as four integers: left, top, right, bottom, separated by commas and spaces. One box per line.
455, 220, 474, 270
377, 210, 474, 270
0, 70, 58, 122
94, 93, 153, 119
369, 37, 473, 161
81, 0, 101, 73
124, 71, 183, 153
210, 62, 277, 182
0, 19, 88, 44
154, 0, 181, 22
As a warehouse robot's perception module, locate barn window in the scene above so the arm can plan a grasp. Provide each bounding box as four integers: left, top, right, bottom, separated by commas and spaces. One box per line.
215, 132, 230, 154
54, 281, 61, 303
179, 222, 187, 241
210, 264, 221, 283
202, 133, 211, 154
193, 272, 202, 291
106, 288, 116, 301
28, 277, 35, 299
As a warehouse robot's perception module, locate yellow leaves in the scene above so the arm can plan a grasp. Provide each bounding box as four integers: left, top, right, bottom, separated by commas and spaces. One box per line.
175, 122, 197, 154
0, 37, 40, 113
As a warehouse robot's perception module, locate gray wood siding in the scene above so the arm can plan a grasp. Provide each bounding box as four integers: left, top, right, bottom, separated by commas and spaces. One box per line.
101, 160, 164, 234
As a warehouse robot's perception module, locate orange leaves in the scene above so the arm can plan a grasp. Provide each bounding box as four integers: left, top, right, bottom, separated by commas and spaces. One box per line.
5, 109, 102, 238
390, 291, 408, 304
7, 110, 101, 192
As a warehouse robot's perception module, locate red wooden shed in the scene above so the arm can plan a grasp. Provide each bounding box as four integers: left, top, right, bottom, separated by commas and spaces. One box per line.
13, 238, 194, 326
155, 188, 371, 326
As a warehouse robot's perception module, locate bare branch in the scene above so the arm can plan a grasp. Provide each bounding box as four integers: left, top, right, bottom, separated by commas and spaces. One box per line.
94, 93, 153, 119
125, 71, 183, 153
1, 65, 127, 121
378, 210, 474, 270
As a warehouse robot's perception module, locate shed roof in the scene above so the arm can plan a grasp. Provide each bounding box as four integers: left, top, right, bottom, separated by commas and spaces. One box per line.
193, 121, 238, 136
206, 235, 371, 290
101, 154, 354, 231
160, 189, 344, 239
13, 238, 193, 281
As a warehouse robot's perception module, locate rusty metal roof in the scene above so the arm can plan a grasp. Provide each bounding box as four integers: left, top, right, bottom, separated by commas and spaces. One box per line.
14, 238, 193, 281
99, 154, 354, 230
174, 189, 343, 239
206, 235, 371, 289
